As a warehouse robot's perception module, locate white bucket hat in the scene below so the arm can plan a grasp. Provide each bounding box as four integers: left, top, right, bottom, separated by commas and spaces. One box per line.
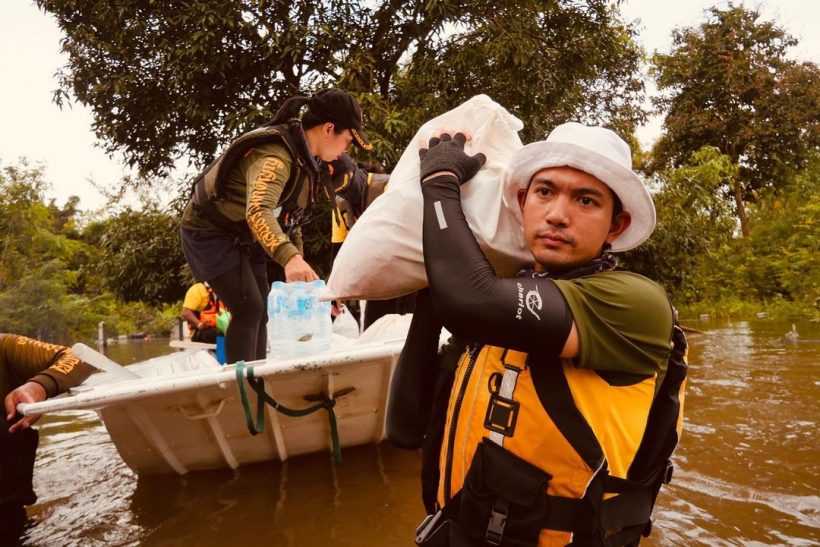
505, 122, 656, 252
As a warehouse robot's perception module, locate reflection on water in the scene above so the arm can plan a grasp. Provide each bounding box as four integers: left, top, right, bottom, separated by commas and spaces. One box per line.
17, 323, 820, 545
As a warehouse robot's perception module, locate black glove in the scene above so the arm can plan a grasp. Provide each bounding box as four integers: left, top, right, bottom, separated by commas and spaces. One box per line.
327, 154, 358, 192
325, 154, 369, 216
334, 195, 357, 230
419, 132, 486, 184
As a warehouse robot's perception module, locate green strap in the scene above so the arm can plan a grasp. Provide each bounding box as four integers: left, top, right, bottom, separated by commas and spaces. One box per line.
235, 361, 346, 465
236, 361, 266, 434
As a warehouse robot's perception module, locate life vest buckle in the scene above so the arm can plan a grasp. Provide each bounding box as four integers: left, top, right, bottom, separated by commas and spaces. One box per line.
484, 393, 520, 437
485, 499, 509, 545
415, 509, 443, 544
664, 461, 674, 484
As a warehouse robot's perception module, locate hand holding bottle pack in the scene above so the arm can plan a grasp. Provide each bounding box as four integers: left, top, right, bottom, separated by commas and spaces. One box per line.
267, 280, 332, 360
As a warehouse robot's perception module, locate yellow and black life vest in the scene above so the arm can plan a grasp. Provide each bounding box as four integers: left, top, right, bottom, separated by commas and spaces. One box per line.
330, 171, 390, 242
417, 326, 688, 547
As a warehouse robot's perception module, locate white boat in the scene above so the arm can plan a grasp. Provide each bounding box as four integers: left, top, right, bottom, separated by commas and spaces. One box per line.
21, 315, 427, 476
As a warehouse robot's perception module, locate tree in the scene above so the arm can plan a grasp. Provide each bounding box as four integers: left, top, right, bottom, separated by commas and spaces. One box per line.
650, 3, 820, 237
37, 0, 646, 178
0, 161, 58, 291
97, 208, 190, 305
735, 155, 820, 302
624, 147, 737, 302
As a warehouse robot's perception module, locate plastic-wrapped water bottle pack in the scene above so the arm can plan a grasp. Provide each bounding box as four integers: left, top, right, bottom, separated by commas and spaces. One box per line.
267, 280, 332, 360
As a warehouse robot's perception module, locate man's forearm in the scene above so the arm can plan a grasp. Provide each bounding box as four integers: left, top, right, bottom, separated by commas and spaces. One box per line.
181, 308, 200, 326
421, 175, 572, 356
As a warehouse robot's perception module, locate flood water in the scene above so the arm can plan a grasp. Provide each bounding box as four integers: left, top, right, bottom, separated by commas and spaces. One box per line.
15, 321, 820, 546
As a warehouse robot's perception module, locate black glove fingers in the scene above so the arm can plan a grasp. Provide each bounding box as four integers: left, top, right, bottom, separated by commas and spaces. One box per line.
419, 130, 487, 184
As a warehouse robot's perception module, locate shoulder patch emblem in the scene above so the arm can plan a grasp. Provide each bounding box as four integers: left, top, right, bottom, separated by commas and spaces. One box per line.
263, 157, 286, 173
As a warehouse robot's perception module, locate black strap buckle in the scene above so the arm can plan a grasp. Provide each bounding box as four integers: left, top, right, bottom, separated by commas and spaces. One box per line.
642, 517, 654, 537
485, 499, 509, 545
664, 462, 674, 484
483, 393, 520, 437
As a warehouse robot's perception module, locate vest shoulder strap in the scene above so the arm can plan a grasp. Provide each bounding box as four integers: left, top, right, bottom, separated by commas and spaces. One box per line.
191, 121, 314, 238
627, 323, 688, 480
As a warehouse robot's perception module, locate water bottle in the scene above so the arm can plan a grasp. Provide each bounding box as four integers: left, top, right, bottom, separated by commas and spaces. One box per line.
310, 280, 332, 353
267, 281, 288, 361
268, 280, 333, 360
288, 282, 313, 357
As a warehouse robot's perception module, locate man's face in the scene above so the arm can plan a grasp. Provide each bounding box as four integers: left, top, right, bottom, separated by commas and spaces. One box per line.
517, 166, 631, 272
317, 123, 353, 162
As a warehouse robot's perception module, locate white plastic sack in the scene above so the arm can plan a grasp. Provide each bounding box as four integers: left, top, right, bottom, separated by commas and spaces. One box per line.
355, 313, 413, 345
151, 350, 221, 377
332, 304, 360, 339
323, 95, 529, 301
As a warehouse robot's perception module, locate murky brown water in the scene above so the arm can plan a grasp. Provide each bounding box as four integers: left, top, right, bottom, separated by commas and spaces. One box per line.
15, 322, 820, 545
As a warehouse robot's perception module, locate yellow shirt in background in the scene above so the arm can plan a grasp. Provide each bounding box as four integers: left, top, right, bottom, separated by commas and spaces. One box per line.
182, 283, 211, 312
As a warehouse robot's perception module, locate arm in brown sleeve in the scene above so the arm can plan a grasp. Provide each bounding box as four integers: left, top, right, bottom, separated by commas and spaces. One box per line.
1, 334, 94, 397
242, 146, 302, 268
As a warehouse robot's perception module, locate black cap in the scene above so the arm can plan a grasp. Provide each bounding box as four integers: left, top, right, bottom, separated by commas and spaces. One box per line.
308, 89, 372, 151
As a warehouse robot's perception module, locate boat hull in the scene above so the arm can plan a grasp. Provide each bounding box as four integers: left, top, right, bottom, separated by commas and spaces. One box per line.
99, 354, 395, 475
22, 315, 424, 475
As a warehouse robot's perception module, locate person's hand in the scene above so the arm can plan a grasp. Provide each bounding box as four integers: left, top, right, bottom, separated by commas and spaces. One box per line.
335, 196, 357, 230
284, 254, 319, 282
419, 132, 486, 184
5, 381, 47, 433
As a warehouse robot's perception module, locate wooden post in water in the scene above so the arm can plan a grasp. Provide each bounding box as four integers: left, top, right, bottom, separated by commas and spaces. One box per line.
97, 321, 107, 353
176, 317, 185, 341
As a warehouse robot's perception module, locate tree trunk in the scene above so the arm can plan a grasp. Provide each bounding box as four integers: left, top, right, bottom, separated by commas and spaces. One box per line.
732, 176, 750, 237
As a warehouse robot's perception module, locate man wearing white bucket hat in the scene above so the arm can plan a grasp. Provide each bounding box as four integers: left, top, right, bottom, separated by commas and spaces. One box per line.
409, 124, 688, 546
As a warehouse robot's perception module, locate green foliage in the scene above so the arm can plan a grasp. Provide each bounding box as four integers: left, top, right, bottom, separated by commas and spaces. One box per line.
624, 147, 737, 301
726, 158, 820, 302
627, 151, 819, 316
0, 159, 183, 343
38, 0, 647, 177
97, 208, 190, 305
650, 3, 820, 234
678, 297, 817, 322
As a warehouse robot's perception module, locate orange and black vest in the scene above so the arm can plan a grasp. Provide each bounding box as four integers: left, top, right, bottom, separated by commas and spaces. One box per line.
191, 120, 319, 240
196, 286, 225, 330
418, 326, 688, 547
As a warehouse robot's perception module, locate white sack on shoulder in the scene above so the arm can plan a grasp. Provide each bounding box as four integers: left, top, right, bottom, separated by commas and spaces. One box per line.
323, 95, 529, 301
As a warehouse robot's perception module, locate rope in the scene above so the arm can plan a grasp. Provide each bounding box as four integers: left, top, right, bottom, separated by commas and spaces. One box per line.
235, 361, 347, 465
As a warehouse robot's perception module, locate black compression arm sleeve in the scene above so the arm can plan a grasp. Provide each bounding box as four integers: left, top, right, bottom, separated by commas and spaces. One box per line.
421, 175, 573, 356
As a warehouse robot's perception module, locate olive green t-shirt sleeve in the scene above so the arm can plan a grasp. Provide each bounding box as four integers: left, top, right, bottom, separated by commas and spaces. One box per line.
1, 334, 94, 398
241, 144, 301, 267
553, 272, 674, 377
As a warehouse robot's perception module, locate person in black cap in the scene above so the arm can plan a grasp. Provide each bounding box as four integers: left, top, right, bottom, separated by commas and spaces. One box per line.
180, 88, 372, 364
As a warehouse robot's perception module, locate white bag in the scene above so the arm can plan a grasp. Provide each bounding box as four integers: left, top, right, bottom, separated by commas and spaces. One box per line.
323, 95, 529, 301
332, 304, 360, 339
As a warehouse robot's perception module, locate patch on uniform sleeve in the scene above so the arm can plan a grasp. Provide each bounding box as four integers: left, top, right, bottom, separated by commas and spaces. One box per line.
260, 157, 286, 177
248, 157, 290, 253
